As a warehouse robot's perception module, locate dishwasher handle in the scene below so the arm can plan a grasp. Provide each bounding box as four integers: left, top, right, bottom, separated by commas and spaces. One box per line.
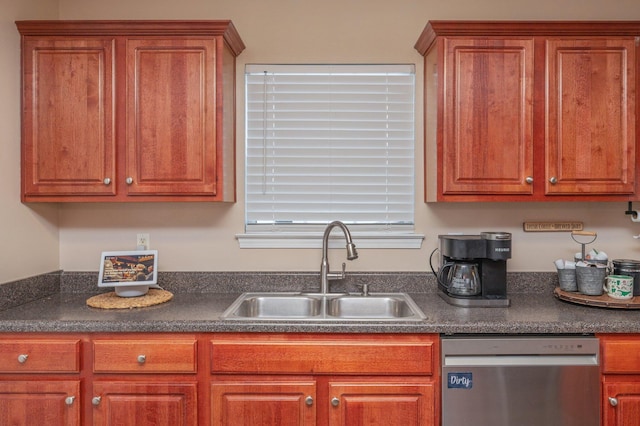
444, 354, 598, 367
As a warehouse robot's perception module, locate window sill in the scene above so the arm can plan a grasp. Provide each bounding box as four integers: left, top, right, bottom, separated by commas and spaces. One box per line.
236, 232, 424, 249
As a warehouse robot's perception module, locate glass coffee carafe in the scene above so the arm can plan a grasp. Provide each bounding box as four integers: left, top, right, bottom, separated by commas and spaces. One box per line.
438, 261, 481, 296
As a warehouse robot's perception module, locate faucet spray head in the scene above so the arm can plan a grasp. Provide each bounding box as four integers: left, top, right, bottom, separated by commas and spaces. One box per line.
346, 242, 358, 260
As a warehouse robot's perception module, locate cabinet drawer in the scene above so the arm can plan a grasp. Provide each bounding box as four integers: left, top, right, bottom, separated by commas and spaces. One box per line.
601, 337, 640, 374
211, 333, 436, 375
0, 339, 80, 373
93, 339, 197, 373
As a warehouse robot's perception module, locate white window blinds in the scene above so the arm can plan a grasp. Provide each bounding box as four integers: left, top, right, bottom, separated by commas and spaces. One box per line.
245, 64, 415, 233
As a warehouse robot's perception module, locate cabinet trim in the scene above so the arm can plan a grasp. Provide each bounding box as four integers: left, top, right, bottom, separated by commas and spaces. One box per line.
15, 20, 245, 56
416, 21, 640, 55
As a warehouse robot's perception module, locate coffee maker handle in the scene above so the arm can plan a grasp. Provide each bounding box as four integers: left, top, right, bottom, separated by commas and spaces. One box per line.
429, 247, 452, 290
437, 262, 455, 290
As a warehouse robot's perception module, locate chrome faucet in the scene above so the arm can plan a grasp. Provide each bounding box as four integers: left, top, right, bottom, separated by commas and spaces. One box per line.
320, 221, 358, 294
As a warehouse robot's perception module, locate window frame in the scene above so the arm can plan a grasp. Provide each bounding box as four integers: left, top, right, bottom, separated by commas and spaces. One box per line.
237, 64, 423, 249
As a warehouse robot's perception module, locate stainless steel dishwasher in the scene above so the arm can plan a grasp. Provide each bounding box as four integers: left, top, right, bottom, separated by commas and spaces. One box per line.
441, 335, 600, 426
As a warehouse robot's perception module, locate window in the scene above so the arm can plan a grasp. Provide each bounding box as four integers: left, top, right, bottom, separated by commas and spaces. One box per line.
238, 64, 422, 248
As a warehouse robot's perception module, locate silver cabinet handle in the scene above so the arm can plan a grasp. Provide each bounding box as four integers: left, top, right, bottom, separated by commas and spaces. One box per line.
525, 176, 533, 184
137, 354, 146, 364
609, 396, 618, 406
305, 396, 313, 406
126, 177, 133, 185
331, 397, 340, 407
65, 396, 76, 406
17, 354, 28, 363
103, 178, 111, 185
549, 176, 558, 184
92, 396, 102, 406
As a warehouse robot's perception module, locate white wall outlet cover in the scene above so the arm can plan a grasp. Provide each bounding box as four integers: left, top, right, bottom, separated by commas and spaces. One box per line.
136, 233, 150, 250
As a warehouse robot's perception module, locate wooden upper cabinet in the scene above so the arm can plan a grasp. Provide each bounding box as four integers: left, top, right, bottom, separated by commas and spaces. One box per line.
415, 21, 640, 202
16, 20, 245, 202
125, 38, 218, 196
546, 38, 636, 195
441, 38, 534, 196
20, 37, 116, 198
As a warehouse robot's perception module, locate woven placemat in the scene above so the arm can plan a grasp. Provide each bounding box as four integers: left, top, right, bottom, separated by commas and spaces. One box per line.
86, 289, 173, 309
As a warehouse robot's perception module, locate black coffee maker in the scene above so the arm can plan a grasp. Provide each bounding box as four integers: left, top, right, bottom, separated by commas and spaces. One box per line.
434, 232, 512, 307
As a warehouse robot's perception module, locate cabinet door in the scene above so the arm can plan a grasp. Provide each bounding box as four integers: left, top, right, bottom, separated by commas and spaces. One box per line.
603, 380, 640, 426
125, 38, 218, 196
211, 379, 316, 426
0, 380, 80, 426
441, 38, 534, 195
546, 38, 636, 195
21, 37, 116, 199
92, 381, 197, 426
328, 381, 436, 426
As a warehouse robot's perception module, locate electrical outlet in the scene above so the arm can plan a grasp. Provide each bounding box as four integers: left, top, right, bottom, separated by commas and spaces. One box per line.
136, 233, 150, 250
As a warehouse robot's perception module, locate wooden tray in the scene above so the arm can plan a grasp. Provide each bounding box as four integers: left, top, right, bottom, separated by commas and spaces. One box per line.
554, 287, 640, 309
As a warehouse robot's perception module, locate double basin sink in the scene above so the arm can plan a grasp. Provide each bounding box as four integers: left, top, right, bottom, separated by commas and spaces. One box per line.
221, 292, 426, 321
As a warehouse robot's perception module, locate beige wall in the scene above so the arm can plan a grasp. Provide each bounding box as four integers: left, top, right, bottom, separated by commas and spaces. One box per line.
0, 0, 59, 283
3, 0, 640, 282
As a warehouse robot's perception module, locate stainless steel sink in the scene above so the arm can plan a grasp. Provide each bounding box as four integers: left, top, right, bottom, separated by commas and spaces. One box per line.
221, 292, 426, 321
326, 295, 423, 319
224, 294, 323, 319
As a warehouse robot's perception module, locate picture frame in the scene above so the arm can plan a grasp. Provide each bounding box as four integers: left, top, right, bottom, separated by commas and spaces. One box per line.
98, 250, 158, 297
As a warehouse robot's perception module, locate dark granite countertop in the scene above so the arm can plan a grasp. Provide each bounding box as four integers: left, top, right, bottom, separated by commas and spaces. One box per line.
0, 271, 639, 334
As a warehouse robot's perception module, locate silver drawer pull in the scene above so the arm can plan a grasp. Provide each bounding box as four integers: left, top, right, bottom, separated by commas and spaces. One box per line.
609, 397, 618, 406
103, 178, 111, 185
17, 354, 28, 363
137, 354, 146, 364
65, 396, 76, 406
331, 397, 340, 407
305, 396, 313, 406
92, 396, 102, 406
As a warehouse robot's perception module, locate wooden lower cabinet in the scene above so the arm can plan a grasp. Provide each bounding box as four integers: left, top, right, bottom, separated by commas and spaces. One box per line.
211, 377, 434, 426
327, 380, 435, 426
210, 333, 439, 426
600, 334, 640, 426
0, 380, 80, 426
90, 334, 200, 425
0, 332, 439, 426
602, 378, 640, 425
211, 378, 317, 426
0, 336, 82, 425
92, 381, 198, 426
